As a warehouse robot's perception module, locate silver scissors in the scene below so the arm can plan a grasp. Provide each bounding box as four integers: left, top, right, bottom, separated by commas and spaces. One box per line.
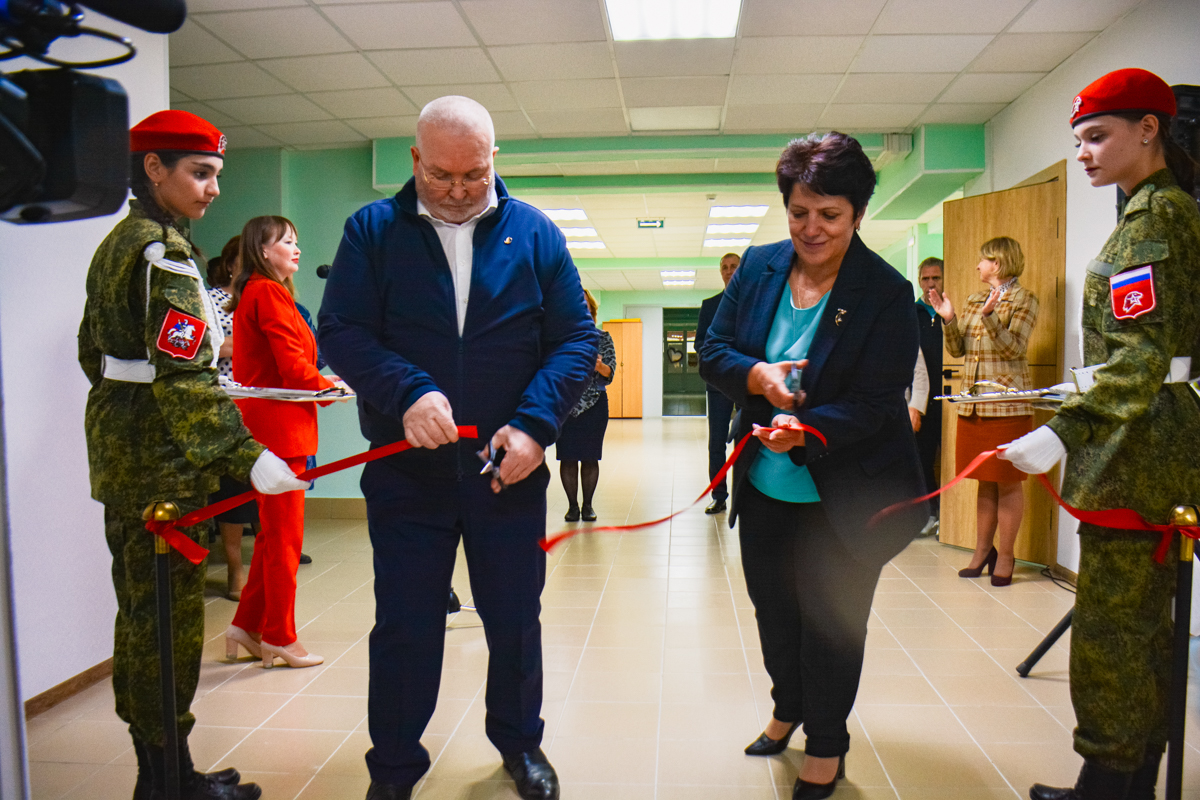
784, 363, 804, 412
477, 441, 507, 490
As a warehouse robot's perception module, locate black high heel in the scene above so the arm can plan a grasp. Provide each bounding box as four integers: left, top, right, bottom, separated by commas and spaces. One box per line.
958, 546, 998, 578
744, 720, 800, 756
792, 754, 845, 800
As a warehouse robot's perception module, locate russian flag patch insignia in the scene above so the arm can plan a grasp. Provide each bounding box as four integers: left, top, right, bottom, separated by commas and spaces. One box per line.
1109, 265, 1156, 320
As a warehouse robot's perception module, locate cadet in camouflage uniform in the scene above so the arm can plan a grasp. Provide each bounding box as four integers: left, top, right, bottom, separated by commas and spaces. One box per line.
78, 110, 306, 800
999, 70, 1200, 800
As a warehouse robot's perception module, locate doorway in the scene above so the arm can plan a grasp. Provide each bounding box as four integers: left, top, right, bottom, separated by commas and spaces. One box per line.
662, 308, 706, 416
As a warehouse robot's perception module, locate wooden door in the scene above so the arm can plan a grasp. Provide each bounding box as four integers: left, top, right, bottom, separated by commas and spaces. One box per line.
938, 161, 1067, 567
603, 319, 643, 418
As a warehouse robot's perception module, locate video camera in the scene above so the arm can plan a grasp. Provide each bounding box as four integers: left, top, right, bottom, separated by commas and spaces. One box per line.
0, 0, 185, 223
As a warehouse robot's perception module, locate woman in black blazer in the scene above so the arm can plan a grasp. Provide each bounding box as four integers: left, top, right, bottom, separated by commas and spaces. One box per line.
699, 133, 927, 800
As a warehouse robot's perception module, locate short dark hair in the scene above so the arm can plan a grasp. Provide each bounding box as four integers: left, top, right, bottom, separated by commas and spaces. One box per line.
775, 132, 876, 218
720, 253, 740, 263
206, 235, 241, 288
918, 257, 944, 274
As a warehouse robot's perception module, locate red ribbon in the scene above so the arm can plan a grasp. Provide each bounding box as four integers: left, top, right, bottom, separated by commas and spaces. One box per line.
540, 423, 827, 551
145, 426, 480, 564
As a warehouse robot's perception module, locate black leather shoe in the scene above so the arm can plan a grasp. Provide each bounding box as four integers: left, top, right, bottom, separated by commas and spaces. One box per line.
564, 506, 580, 522
744, 721, 799, 756
792, 755, 845, 800
299, 553, 312, 564
1030, 761, 1132, 800
581, 505, 597, 522
365, 781, 412, 800
502, 749, 560, 800
705, 499, 727, 514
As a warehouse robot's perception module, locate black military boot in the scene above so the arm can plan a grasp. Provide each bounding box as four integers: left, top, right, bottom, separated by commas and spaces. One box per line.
1126, 747, 1164, 800
145, 743, 262, 800
178, 741, 245, 794
132, 738, 152, 800
1029, 760, 1133, 800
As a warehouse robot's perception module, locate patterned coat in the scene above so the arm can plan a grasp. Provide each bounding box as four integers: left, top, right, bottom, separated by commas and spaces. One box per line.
78, 202, 264, 507
943, 280, 1039, 417
1047, 169, 1200, 523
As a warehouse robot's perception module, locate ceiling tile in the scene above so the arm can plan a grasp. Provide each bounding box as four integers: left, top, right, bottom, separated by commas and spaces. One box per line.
852, 35, 994, 73
492, 111, 538, 138
940, 72, 1045, 104
584, 272, 634, 291
401, 83, 520, 112
170, 88, 193, 103
168, 19, 243, 66
917, 103, 1009, 124
722, 104, 824, 133
346, 116, 420, 139
170, 101, 242, 128
621, 77, 729, 108
323, 2, 477, 50
526, 108, 628, 136
728, 74, 840, 106
259, 53, 391, 93
208, 94, 334, 125
834, 73, 955, 104
1009, 0, 1143, 33
367, 48, 500, 86
968, 32, 1097, 73
739, 0, 888, 36
170, 63, 291, 100
255, 120, 367, 146
818, 104, 927, 130
629, 107, 723, 132
872, 0, 1029, 33
193, 8, 353, 59
219, 125, 285, 148
510, 79, 622, 111
189, 0, 302, 9
309, 87, 419, 118
459, 0, 607, 45
488, 43, 614, 82
734, 36, 864, 75
614, 40, 736, 78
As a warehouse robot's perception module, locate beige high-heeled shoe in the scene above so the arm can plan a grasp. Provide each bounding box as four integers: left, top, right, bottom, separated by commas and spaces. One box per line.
224, 625, 262, 660
260, 641, 323, 669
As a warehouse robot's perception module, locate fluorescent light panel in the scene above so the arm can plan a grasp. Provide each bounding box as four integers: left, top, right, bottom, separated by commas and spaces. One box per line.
707, 223, 758, 234
559, 227, 598, 237
660, 270, 696, 278
709, 205, 769, 218
606, 0, 742, 41
543, 209, 588, 221
662, 280, 695, 286
704, 238, 752, 248
566, 241, 606, 250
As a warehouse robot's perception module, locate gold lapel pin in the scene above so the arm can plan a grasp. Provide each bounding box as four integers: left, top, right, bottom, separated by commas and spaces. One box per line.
504, 237, 513, 244
835, 308, 847, 326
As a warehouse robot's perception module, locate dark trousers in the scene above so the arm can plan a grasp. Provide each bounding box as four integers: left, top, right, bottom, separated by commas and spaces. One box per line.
737, 485, 883, 758
362, 459, 548, 787
914, 408, 941, 514
706, 388, 735, 502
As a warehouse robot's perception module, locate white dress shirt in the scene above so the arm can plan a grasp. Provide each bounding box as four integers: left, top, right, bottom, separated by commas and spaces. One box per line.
417, 184, 499, 335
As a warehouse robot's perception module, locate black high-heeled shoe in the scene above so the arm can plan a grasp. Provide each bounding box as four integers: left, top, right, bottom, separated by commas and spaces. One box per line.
958, 546, 998, 578
744, 721, 800, 756
792, 754, 845, 800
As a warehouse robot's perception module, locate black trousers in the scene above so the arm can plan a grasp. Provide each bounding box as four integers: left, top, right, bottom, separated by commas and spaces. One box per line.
737, 485, 883, 758
706, 387, 735, 502
914, 407, 941, 514
361, 458, 548, 787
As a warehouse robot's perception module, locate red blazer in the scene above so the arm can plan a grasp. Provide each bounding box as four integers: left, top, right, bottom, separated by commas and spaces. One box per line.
232, 275, 333, 458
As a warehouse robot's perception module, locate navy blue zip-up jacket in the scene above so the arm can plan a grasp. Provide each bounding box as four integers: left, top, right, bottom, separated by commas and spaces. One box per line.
317, 176, 597, 481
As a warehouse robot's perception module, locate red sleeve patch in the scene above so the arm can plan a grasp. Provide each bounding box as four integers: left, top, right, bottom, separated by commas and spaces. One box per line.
1109, 264, 1156, 320
156, 308, 207, 360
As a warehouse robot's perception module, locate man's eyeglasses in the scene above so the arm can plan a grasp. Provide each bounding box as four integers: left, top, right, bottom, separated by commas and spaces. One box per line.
420, 166, 491, 192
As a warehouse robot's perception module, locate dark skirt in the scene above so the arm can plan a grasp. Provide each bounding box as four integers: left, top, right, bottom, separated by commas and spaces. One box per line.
955, 413, 1032, 483
210, 474, 259, 525
556, 393, 609, 462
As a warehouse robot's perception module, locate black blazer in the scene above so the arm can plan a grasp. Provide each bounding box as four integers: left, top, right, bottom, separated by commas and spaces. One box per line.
694, 290, 723, 391
698, 235, 928, 566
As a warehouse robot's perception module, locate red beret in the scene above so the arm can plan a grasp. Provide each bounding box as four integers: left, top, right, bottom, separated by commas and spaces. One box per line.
130, 109, 227, 156
1071, 68, 1176, 127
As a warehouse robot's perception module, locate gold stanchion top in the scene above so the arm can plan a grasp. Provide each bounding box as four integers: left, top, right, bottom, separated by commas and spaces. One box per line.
141, 501, 181, 522
1169, 505, 1198, 527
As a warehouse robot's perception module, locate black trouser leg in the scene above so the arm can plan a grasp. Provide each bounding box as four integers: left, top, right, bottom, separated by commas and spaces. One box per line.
913, 410, 941, 514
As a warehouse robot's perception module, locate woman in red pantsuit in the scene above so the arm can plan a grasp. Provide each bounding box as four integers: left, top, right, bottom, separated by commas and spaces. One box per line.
224, 216, 333, 668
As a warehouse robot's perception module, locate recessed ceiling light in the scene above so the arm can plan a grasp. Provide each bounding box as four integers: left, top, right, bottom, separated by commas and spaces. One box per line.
662, 280, 696, 286
660, 270, 696, 278
709, 205, 769, 218
559, 227, 598, 237
706, 223, 758, 235
543, 209, 588, 221
606, 0, 742, 41
704, 238, 752, 248
566, 241, 607, 250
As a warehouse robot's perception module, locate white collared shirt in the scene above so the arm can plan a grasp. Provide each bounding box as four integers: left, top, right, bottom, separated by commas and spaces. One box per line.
417, 185, 499, 335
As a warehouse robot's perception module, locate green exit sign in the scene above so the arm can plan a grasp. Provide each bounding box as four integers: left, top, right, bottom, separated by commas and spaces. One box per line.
637, 218, 665, 229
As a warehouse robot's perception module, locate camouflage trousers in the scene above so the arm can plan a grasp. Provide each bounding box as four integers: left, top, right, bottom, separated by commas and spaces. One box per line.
1071, 523, 1178, 772
105, 501, 206, 746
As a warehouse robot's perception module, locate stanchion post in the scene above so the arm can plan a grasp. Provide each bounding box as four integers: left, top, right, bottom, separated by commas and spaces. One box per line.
143, 502, 181, 800
1166, 504, 1196, 800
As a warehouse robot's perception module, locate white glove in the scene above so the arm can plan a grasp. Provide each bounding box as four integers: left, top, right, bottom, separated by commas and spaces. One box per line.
250, 450, 309, 494
997, 425, 1067, 474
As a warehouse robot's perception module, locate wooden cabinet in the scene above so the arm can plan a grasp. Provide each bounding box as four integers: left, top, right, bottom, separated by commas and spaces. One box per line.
603, 319, 643, 418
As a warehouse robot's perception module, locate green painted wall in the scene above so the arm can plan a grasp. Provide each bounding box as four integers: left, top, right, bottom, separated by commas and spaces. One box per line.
595, 290, 710, 324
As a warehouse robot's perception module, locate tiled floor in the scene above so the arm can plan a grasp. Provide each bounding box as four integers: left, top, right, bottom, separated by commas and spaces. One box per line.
26, 418, 1200, 799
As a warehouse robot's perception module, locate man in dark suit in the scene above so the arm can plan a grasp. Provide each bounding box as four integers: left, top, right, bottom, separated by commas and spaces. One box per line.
913, 257, 944, 535
694, 252, 740, 513
319, 96, 596, 800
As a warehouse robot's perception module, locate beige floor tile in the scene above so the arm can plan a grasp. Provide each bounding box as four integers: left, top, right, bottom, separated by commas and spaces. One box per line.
27, 761, 101, 800
567, 671, 662, 703
191, 690, 293, 729
659, 672, 755, 705
223, 728, 349, 774
185, 725, 257, 773
238, 769, 319, 800
872, 741, 1008, 788
59, 763, 139, 800
856, 674, 942, 706
298, 769, 372, 799
554, 701, 660, 739
982, 742, 1084, 794
584, 624, 665, 649
954, 704, 1071, 745
656, 737, 775, 786
659, 701, 760, 740
860, 648, 921, 676
906, 648, 1011, 678
424, 734, 517, 783
413, 777, 522, 799
927, 673, 1040, 708
27, 719, 133, 765
856, 704, 974, 744
577, 645, 664, 674
656, 784, 782, 799
546, 734, 658, 783
298, 665, 370, 697
265, 693, 368, 731
662, 646, 748, 674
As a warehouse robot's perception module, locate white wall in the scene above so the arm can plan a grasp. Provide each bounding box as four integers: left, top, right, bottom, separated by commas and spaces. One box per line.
968, 0, 1200, 580
0, 18, 169, 699
624, 305, 664, 419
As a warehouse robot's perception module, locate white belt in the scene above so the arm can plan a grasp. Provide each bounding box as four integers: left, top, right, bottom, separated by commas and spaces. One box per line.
1072, 356, 1191, 392
103, 355, 156, 383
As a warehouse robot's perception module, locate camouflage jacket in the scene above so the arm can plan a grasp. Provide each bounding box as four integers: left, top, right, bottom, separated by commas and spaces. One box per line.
1047, 169, 1200, 524
78, 202, 264, 506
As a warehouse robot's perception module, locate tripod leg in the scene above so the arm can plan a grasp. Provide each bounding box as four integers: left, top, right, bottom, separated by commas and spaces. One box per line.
1165, 534, 1194, 800
154, 536, 180, 800
1017, 608, 1074, 677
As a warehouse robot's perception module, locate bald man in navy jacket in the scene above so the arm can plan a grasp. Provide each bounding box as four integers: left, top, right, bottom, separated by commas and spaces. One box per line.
319, 97, 596, 800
